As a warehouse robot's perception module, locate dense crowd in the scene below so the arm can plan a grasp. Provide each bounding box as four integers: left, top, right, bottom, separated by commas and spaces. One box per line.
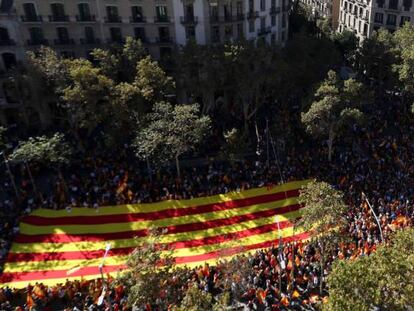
1, 97, 414, 310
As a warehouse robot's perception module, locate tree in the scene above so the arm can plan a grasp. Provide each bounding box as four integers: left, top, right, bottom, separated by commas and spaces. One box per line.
120, 229, 185, 309
301, 70, 366, 161
393, 23, 414, 111
220, 128, 250, 165
91, 37, 147, 82
0, 126, 5, 149
325, 227, 414, 311
355, 29, 397, 95
135, 56, 175, 103
133, 102, 211, 177
331, 30, 358, 63
175, 285, 214, 311
296, 180, 349, 294
10, 133, 71, 165
62, 59, 115, 135
9, 133, 72, 200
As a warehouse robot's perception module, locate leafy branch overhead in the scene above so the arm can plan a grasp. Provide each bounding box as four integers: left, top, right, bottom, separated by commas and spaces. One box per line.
133, 102, 211, 176
10, 133, 72, 165
301, 70, 367, 161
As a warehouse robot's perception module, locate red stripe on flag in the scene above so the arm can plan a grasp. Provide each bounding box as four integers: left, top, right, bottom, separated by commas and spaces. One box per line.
22, 190, 299, 226
14, 204, 301, 244
7, 220, 296, 262
0, 232, 308, 284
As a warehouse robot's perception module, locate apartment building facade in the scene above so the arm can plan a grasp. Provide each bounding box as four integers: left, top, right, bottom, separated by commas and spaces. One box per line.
338, 0, 414, 40
0, 0, 289, 127
300, 0, 341, 30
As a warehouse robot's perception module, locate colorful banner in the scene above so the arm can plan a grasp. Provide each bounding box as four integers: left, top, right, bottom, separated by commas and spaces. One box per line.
0, 180, 308, 288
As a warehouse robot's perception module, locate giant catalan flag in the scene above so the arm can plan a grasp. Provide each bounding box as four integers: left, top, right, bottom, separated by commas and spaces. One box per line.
0, 180, 308, 288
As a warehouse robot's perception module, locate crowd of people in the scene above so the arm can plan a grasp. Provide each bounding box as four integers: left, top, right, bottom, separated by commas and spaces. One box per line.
1, 97, 414, 310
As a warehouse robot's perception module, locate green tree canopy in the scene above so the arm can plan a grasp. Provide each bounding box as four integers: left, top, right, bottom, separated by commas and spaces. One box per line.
10, 133, 71, 165
325, 227, 414, 311
133, 102, 211, 177
296, 180, 349, 294
301, 70, 366, 161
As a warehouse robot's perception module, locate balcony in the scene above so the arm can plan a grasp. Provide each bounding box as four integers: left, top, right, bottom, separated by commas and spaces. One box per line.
48, 15, 69, 22
130, 16, 146, 23
76, 14, 96, 22
257, 26, 271, 36
134, 36, 148, 43
236, 13, 245, 21
180, 15, 198, 24
21, 15, 43, 22
247, 11, 259, 19
210, 15, 244, 23
27, 39, 49, 46
80, 38, 101, 45
106, 38, 126, 44
270, 6, 281, 14
54, 38, 75, 45
0, 39, 16, 46
105, 16, 122, 23
156, 36, 173, 43
154, 15, 170, 23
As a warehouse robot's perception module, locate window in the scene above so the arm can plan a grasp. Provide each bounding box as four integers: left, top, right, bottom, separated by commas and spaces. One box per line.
224, 25, 233, 39
403, 0, 412, 10
134, 27, 146, 42
363, 23, 368, 35
400, 15, 411, 25
282, 31, 285, 41
260, 0, 266, 11
84, 26, 95, 43
57, 27, 69, 43
271, 15, 276, 26
359, 20, 362, 33
78, 3, 91, 21
386, 13, 397, 25
249, 0, 254, 11
271, 34, 275, 45
0, 27, 10, 43
158, 26, 170, 42
110, 27, 122, 42
185, 4, 195, 19
50, 3, 66, 21
388, 0, 398, 9
29, 27, 44, 44
271, 0, 276, 8
210, 4, 218, 21
374, 12, 383, 23
131, 6, 143, 22
260, 17, 266, 29
224, 4, 232, 21
186, 26, 196, 40
212, 26, 220, 42
106, 6, 120, 22
156, 5, 168, 21
249, 20, 255, 32
23, 3, 38, 21
237, 23, 244, 38
282, 13, 286, 28
237, 1, 243, 15
376, 0, 385, 8
2, 53, 16, 70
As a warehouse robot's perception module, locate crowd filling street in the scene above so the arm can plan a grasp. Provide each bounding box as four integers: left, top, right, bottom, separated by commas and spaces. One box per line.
1, 99, 413, 311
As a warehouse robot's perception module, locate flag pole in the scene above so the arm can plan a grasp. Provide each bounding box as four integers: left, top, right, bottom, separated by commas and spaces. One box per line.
362, 192, 384, 243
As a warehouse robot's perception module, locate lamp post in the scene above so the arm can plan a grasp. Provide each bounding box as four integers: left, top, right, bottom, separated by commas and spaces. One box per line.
98, 243, 112, 311
362, 192, 384, 243
275, 215, 284, 294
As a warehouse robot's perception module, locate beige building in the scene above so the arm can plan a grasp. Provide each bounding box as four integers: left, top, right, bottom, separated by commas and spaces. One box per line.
300, 0, 340, 30
338, 0, 413, 40
0, 0, 290, 127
